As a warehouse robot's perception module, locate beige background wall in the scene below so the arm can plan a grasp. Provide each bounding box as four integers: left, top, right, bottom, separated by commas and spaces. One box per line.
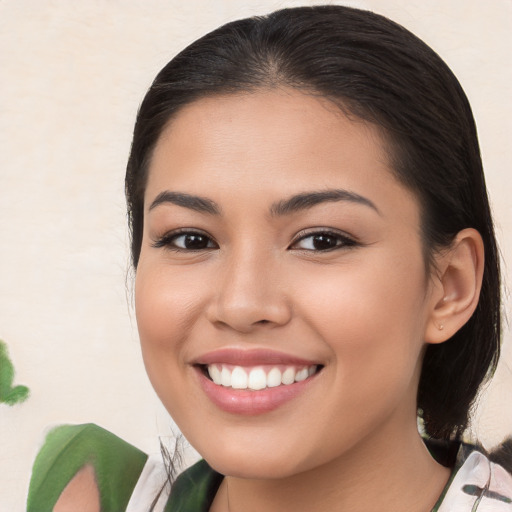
0, 1, 510, 510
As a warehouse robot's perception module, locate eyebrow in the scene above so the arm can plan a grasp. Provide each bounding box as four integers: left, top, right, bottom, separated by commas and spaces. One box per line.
149, 191, 221, 215
148, 188, 379, 217
270, 189, 380, 216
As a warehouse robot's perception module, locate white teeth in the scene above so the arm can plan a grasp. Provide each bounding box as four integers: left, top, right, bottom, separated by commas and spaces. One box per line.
206, 364, 318, 390
267, 367, 282, 388
281, 367, 295, 385
208, 365, 222, 385
294, 368, 309, 382
248, 368, 267, 390
231, 366, 248, 389
221, 366, 231, 387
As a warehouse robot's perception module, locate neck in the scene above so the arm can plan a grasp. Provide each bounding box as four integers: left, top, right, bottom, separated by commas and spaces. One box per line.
211, 419, 451, 512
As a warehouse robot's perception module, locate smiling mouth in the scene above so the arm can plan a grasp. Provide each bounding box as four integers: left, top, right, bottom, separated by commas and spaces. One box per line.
200, 363, 322, 391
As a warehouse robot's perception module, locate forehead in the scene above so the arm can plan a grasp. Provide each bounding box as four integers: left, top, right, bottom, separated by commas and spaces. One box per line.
145, 89, 418, 222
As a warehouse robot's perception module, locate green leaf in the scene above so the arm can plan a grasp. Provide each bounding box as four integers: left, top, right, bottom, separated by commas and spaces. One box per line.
0, 339, 30, 406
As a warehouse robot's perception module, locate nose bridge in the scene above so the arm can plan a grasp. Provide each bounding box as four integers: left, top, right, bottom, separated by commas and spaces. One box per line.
208, 241, 291, 331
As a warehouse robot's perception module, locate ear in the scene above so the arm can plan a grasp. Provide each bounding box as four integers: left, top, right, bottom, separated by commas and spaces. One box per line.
424, 228, 485, 344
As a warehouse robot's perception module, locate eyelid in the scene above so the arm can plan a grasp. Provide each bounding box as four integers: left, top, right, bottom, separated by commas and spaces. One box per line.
289, 228, 358, 251
151, 228, 218, 250
150, 227, 358, 252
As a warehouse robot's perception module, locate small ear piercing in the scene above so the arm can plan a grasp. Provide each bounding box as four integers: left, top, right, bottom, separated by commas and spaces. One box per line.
437, 297, 448, 330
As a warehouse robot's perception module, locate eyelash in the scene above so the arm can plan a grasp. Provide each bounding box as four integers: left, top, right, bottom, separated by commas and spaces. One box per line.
151, 228, 358, 253
151, 229, 218, 251
290, 229, 358, 252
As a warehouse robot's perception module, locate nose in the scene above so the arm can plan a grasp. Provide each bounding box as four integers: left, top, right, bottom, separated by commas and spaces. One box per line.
206, 250, 292, 333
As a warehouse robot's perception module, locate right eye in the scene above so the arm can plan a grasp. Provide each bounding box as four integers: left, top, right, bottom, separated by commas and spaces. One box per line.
152, 230, 217, 251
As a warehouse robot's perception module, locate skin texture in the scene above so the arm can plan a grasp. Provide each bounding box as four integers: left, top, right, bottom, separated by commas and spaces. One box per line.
53, 465, 100, 512
135, 89, 483, 512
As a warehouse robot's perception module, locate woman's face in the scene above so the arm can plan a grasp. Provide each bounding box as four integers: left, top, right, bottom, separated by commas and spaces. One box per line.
135, 89, 440, 478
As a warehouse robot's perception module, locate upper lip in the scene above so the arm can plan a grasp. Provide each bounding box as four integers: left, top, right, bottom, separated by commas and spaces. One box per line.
193, 348, 320, 367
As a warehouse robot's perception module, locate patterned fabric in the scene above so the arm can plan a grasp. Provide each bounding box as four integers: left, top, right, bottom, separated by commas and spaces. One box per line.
27, 424, 512, 511
434, 445, 512, 511
126, 454, 170, 512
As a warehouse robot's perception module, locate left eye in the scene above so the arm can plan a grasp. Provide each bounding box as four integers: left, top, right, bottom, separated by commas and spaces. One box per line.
152, 231, 217, 251
291, 232, 355, 251
171, 233, 215, 250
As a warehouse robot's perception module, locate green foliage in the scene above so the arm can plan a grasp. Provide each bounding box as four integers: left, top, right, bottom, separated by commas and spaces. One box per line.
0, 339, 30, 406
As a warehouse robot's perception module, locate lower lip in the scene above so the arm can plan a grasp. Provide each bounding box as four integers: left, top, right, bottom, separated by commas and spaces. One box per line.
196, 367, 317, 415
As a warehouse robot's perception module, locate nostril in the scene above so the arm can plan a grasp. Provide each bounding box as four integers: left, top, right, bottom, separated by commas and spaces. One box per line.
206, 293, 292, 332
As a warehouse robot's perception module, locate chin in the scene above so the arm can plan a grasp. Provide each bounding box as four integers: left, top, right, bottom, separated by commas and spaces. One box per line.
207, 456, 302, 480
198, 441, 311, 479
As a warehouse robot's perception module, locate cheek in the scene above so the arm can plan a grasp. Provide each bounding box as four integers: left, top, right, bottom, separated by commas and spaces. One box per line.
136, 268, 174, 352
136, 261, 206, 341
134, 265, 209, 430
134, 263, 203, 393
295, 251, 428, 394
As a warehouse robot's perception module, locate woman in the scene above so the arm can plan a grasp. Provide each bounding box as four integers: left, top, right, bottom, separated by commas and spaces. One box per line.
27, 5, 511, 511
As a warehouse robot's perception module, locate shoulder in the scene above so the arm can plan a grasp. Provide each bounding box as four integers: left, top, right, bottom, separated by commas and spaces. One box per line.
436, 444, 512, 512
52, 463, 100, 512
27, 423, 148, 512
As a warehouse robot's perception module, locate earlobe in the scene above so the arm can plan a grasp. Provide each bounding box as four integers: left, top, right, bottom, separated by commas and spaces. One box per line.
425, 228, 485, 344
